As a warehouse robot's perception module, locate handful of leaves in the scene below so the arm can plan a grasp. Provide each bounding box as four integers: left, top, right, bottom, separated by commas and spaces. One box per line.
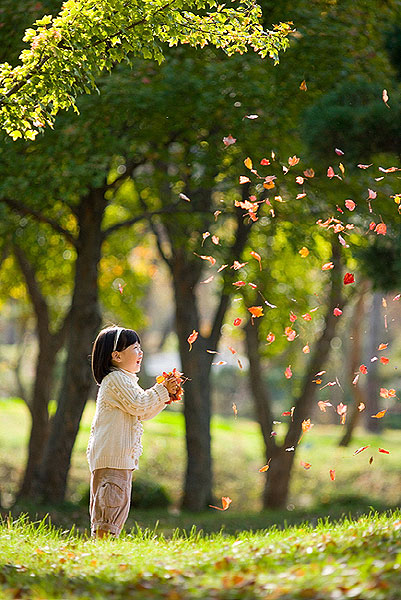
156, 368, 185, 404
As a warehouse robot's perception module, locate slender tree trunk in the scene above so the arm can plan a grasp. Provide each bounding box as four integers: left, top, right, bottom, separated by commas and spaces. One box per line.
339, 287, 368, 447
249, 242, 343, 510
365, 292, 382, 433
34, 191, 105, 503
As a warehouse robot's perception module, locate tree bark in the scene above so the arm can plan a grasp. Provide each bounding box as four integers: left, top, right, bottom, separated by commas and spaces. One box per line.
339, 286, 368, 447
33, 190, 106, 503
365, 292, 382, 433
13, 246, 69, 499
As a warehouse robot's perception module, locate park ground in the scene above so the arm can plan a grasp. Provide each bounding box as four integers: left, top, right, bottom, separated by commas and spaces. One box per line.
1, 398, 401, 598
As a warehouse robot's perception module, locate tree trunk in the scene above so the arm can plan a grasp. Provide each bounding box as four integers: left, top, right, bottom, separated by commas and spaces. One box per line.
365, 292, 382, 433
339, 287, 368, 447
258, 242, 343, 509
34, 191, 105, 503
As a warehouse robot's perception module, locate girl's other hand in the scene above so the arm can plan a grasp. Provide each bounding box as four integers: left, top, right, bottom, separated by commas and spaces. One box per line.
162, 375, 178, 395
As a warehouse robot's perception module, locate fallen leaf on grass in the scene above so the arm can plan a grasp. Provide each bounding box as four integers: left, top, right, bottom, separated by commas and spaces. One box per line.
209, 497, 232, 511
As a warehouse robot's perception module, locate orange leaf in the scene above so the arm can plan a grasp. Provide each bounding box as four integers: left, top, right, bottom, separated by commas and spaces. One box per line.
380, 357, 389, 365
209, 496, 232, 511
302, 418, 313, 432
302, 313, 312, 321
322, 262, 334, 271
187, 330, 199, 351
300, 460, 312, 470
372, 409, 387, 419
299, 80, 307, 91
259, 458, 271, 472
359, 364, 368, 374
288, 155, 300, 166
244, 157, 253, 170
345, 199, 356, 211
378, 343, 388, 351
250, 250, 262, 270
375, 223, 387, 235
285, 326, 296, 341
248, 306, 264, 318
302, 344, 310, 354
299, 247, 309, 258
329, 469, 336, 481
303, 168, 315, 178
318, 400, 332, 412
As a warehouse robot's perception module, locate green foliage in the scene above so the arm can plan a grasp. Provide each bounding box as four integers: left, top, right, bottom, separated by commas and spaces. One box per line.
1, 512, 401, 599
0, 0, 291, 139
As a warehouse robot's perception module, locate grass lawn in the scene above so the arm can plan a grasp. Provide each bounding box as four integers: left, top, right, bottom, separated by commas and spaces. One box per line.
1, 512, 400, 599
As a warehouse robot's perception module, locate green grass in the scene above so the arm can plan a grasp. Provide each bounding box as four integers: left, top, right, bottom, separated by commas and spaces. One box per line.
1, 512, 400, 599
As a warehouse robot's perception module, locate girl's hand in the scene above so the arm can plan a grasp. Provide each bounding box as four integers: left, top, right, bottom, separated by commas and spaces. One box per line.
162, 375, 178, 395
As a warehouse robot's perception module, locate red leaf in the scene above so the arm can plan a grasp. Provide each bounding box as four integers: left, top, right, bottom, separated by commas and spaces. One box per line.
379, 448, 390, 454
343, 272, 355, 285
233, 318, 242, 327
302, 313, 312, 321
359, 364, 368, 374
335, 148, 344, 155
329, 469, 336, 481
289, 311, 297, 322
380, 357, 389, 365
233, 281, 246, 287
375, 223, 387, 235
284, 365, 292, 379
333, 307, 343, 316
260, 158, 270, 166
327, 166, 335, 178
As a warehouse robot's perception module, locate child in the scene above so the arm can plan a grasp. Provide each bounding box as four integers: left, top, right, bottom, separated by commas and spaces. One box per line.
87, 325, 178, 539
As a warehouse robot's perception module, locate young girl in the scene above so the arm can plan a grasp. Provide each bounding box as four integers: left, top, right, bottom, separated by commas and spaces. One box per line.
87, 325, 178, 538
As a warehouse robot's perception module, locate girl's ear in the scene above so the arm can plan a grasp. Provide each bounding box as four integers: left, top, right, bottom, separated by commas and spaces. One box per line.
112, 351, 121, 362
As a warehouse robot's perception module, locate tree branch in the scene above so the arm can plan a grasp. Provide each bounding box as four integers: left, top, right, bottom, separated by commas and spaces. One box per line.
3, 198, 77, 247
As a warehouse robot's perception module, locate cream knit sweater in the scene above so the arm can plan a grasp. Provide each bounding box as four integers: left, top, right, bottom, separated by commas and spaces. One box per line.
86, 368, 169, 472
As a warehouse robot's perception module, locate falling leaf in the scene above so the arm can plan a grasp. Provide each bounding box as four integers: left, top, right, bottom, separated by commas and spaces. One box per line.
237, 359, 243, 369
337, 402, 348, 424
369, 456, 374, 464
223, 134, 236, 146
303, 168, 315, 178
368, 188, 377, 200
284, 365, 293, 379
379, 448, 390, 454
382, 88, 390, 108
299, 247, 309, 258
285, 326, 297, 341
345, 199, 356, 211
233, 280, 246, 287
217, 264, 228, 272
299, 79, 307, 91
209, 497, 232, 511
212, 360, 227, 366
286, 446, 295, 452
375, 223, 387, 235
195, 254, 216, 267
327, 166, 335, 178
118, 282, 126, 295
318, 400, 332, 412
239, 176, 251, 184
228, 346, 237, 355
358, 403, 365, 412
231, 260, 248, 270
329, 469, 336, 481
266, 332, 275, 344
232, 403, 238, 418
259, 458, 272, 472
260, 158, 270, 165
288, 155, 300, 166
302, 419, 313, 432
250, 250, 262, 270
358, 163, 373, 169
343, 272, 355, 285
380, 388, 396, 399
353, 445, 370, 456
300, 461, 312, 470
214, 210, 222, 220
333, 307, 342, 316
179, 193, 191, 202
248, 282, 257, 289
248, 306, 264, 318
244, 114, 259, 119
372, 409, 387, 419
302, 344, 310, 354
380, 357, 389, 365
233, 318, 242, 327
212, 235, 220, 245
359, 364, 368, 374
335, 148, 344, 155
322, 262, 334, 271
289, 311, 297, 322
302, 313, 312, 321
296, 176, 305, 185
187, 330, 199, 351
339, 163, 345, 174
378, 343, 388, 351
200, 276, 214, 284
244, 157, 253, 169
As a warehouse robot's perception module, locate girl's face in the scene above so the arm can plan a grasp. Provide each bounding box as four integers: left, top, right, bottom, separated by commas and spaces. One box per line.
112, 341, 143, 373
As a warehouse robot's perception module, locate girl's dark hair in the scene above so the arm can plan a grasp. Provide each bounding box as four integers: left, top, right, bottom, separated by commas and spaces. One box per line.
91, 326, 141, 385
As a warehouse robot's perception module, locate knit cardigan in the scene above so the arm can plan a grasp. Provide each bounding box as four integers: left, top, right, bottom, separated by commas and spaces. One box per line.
86, 368, 169, 472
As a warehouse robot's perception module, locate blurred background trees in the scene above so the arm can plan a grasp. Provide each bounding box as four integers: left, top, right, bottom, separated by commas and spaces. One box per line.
1, 0, 401, 513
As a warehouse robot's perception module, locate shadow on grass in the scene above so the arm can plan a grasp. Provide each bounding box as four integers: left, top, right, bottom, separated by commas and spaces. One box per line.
3, 494, 396, 537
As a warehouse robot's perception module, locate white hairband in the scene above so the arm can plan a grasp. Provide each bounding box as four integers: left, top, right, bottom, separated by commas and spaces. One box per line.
112, 327, 123, 352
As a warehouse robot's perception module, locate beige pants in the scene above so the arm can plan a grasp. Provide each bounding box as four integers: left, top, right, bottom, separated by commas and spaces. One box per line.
89, 468, 133, 537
